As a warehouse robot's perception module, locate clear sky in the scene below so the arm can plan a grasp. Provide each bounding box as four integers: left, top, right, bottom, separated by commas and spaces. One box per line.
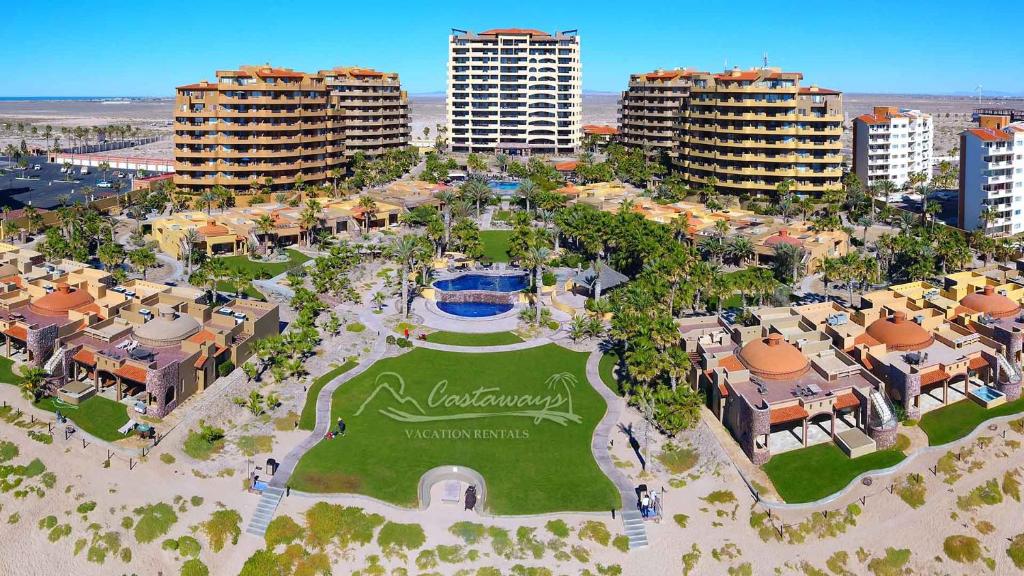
2, 0, 1022, 97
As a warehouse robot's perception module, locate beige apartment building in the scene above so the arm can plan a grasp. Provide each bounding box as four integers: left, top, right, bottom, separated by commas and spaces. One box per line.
447, 28, 582, 156
174, 64, 410, 194
618, 67, 844, 197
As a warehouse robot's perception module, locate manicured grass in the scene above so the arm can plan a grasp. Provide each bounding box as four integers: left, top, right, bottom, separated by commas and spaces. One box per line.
35, 395, 130, 442
215, 249, 310, 277
290, 345, 619, 514
762, 443, 906, 503
214, 280, 265, 301
598, 353, 623, 397
298, 361, 359, 431
920, 397, 1024, 446
479, 230, 512, 263
425, 331, 523, 347
0, 357, 22, 385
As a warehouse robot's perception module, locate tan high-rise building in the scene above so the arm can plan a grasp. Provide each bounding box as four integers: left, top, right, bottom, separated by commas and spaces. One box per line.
174, 64, 409, 194
447, 28, 582, 156
617, 69, 695, 159
617, 67, 844, 197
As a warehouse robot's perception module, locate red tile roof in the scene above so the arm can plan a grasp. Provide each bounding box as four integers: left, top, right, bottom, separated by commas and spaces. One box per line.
770, 405, 809, 425
718, 382, 729, 398
853, 333, 881, 347
800, 87, 840, 95
253, 67, 305, 78
188, 330, 216, 345
833, 392, 860, 411
73, 349, 96, 366
177, 82, 217, 91
718, 355, 744, 372
968, 356, 989, 371
583, 124, 618, 135
3, 326, 26, 341
968, 128, 1011, 142
194, 354, 208, 369
116, 364, 148, 383
919, 369, 950, 386
554, 161, 578, 171
479, 28, 550, 37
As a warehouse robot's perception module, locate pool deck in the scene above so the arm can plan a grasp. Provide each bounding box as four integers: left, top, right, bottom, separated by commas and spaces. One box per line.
412, 298, 522, 332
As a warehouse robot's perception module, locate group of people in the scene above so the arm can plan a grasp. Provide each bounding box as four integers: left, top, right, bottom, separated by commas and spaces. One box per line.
639, 486, 660, 519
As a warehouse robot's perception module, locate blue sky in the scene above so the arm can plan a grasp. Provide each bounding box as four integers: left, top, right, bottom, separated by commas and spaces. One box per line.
2, 0, 1023, 97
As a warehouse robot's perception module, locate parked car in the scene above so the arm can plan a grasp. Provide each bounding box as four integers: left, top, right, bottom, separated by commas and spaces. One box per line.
32, 164, 41, 170
80, 166, 89, 175
97, 180, 113, 188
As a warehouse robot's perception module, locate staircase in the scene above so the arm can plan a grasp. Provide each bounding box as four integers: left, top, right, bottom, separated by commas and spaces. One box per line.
244, 486, 285, 537
44, 346, 65, 375
869, 389, 896, 426
996, 354, 1022, 383
621, 510, 649, 549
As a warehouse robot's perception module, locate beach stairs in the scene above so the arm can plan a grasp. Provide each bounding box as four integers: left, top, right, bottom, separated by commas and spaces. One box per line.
621, 509, 649, 549
244, 486, 285, 537
996, 354, 1022, 383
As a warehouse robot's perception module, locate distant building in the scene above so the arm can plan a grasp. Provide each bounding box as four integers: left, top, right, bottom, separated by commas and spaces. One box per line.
853, 106, 933, 189
446, 28, 581, 156
617, 67, 844, 198
581, 124, 617, 149
958, 115, 1024, 235
173, 64, 409, 195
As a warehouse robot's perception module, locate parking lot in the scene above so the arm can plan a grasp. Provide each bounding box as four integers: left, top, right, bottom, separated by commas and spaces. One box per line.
0, 155, 138, 210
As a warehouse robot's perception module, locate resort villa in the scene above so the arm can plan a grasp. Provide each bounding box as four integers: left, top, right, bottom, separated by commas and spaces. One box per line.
557, 183, 848, 273
680, 304, 897, 465
0, 243, 280, 417
149, 197, 402, 259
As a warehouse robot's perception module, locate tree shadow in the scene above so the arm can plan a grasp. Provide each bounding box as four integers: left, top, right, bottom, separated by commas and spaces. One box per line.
617, 422, 645, 470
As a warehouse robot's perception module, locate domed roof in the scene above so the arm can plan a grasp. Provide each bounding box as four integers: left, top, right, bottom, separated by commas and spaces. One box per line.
865, 311, 934, 351
961, 285, 1020, 318
764, 229, 803, 248
196, 224, 229, 237
31, 284, 94, 316
737, 333, 810, 380
134, 304, 201, 347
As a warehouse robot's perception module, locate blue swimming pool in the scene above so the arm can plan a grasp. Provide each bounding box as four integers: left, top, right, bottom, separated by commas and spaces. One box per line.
972, 386, 1004, 402
488, 180, 521, 193
433, 273, 528, 293
437, 301, 514, 317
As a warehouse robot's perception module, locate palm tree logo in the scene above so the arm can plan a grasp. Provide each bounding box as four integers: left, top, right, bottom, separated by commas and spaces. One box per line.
545, 372, 577, 419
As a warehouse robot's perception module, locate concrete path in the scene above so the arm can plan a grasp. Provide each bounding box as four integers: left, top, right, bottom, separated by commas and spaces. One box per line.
410, 336, 553, 354
416, 465, 486, 511
584, 350, 648, 548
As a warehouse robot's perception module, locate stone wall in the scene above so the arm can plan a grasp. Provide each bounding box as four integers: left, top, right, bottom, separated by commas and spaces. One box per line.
27, 325, 58, 368
886, 364, 921, 420
434, 289, 517, 305
146, 361, 181, 418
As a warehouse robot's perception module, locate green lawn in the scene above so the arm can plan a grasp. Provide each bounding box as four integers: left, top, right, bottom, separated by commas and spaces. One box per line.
298, 361, 359, 431
290, 345, 619, 514
215, 249, 310, 277
214, 280, 266, 301
479, 230, 513, 263
598, 353, 624, 397
35, 395, 131, 442
919, 397, 1024, 446
0, 357, 21, 385
762, 443, 906, 503
425, 331, 523, 347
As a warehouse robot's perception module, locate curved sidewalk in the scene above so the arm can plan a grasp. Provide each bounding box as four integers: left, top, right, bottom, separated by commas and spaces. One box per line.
584, 350, 636, 509
409, 336, 553, 354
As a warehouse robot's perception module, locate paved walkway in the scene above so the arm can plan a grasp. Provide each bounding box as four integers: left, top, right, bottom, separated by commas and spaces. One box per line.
410, 336, 553, 354
584, 350, 637, 508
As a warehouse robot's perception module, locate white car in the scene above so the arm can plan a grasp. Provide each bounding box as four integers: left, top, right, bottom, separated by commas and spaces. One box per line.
97, 181, 113, 188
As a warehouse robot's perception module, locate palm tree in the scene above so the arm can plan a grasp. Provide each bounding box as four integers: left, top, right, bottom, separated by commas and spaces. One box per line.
388, 235, 422, 318
460, 178, 491, 218
521, 245, 550, 325
129, 247, 157, 280
725, 237, 754, 266
19, 365, 48, 401
254, 214, 276, 253
518, 179, 538, 213
357, 195, 378, 235
820, 256, 841, 302
180, 228, 200, 275
200, 189, 217, 215
299, 198, 322, 247
435, 189, 457, 249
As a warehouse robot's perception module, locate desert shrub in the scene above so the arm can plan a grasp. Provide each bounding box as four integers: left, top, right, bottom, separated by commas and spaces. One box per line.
377, 522, 426, 553
180, 558, 209, 576
545, 519, 569, 538
304, 503, 383, 550
217, 361, 234, 377
944, 535, 982, 563
1008, 533, 1024, 569
265, 515, 305, 549
579, 521, 611, 546
182, 422, 225, 460
201, 509, 242, 552
346, 322, 366, 333
76, 501, 97, 514
133, 503, 178, 543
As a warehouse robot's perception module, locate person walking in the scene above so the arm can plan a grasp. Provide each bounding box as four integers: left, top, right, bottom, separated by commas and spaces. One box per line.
640, 494, 651, 518
336, 417, 346, 436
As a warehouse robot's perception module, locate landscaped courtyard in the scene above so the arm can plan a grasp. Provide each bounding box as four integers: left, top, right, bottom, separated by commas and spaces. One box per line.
919, 396, 1024, 446
34, 395, 130, 442
762, 443, 906, 503
479, 230, 512, 263
289, 345, 619, 514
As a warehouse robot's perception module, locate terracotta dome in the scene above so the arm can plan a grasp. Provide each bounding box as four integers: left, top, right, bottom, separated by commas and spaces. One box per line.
134, 304, 201, 347
737, 333, 810, 380
30, 284, 94, 316
196, 224, 229, 237
763, 229, 803, 248
865, 311, 934, 351
960, 285, 1021, 318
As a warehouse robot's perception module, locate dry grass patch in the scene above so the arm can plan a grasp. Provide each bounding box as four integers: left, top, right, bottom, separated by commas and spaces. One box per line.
943, 534, 982, 563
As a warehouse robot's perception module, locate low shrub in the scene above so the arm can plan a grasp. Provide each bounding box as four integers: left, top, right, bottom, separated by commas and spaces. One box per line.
217, 361, 235, 377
